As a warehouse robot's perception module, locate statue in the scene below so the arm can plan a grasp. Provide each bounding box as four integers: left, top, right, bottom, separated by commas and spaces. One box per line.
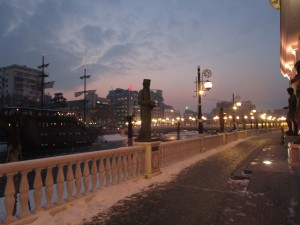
283, 87, 298, 135
219, 107, 225, 133
126, 114, 134, 146
290, 60, 300, 131
137, 79, 156, 141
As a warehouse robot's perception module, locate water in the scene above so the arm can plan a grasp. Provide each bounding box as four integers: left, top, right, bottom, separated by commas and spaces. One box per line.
159, 130, 199, 141
0, 135, 128, 163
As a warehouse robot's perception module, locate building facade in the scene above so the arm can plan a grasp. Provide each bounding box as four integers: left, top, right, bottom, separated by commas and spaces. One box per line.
67, 93, 116, 126
107, 88, 169, 128
107, 88, 139, 128
150, 89, 164, 119
0, 64, 43, 107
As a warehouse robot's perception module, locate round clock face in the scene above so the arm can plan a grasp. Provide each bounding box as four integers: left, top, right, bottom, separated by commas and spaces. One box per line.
269, 0, 280, 10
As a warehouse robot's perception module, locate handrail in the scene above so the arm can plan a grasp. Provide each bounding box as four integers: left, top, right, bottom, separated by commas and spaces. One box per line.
0, 146, 145, 224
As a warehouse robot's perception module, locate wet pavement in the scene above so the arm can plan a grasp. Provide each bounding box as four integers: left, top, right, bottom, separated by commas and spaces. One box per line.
81, 132, 300, 225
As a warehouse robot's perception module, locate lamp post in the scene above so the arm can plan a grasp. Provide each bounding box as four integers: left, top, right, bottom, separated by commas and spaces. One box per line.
243, 115, 248, 129
37, 55, 49, 109
232, 94, 241, 130
250, 109, 256, 129
236, 116, 240, 129
260, 113, 266, 129
219, 107, 225, 132
80, 68, 91, 124
193, 66, 212, 134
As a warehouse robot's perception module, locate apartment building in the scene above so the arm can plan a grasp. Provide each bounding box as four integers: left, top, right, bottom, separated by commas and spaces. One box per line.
0, 64, 42, 107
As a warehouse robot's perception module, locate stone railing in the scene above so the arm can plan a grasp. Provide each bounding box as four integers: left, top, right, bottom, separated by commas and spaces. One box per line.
0, 128, 279, 225
158, 128, 278, 169
159, 137, 202, 168
202, 134, 224, 152
0, 146, 144, 225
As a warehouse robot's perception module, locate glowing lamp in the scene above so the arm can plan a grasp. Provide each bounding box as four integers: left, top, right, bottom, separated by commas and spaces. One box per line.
204, 80, 212, 90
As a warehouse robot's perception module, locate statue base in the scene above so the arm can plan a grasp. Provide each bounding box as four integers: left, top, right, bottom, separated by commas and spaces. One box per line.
287, 142, 300, 167
134, 140, 161, 178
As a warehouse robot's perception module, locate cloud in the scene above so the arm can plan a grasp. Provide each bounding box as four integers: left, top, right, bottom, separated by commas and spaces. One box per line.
0, 0, 284, 111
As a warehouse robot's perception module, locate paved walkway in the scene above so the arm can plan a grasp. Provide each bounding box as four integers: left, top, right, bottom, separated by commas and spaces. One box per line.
81, 132, 300, 225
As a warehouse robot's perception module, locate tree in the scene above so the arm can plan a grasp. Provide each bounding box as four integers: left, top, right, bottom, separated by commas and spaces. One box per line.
51, 92, 67, 108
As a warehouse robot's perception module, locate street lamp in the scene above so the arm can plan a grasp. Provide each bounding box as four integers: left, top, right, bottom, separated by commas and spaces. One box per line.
260, 113, 267, 128
243, 115, 248, 129
80, 68, 91, 123
236, 116, 240, 129
249, 109, 256, 129
232, 94, 241, 130
193, 66, 212, 134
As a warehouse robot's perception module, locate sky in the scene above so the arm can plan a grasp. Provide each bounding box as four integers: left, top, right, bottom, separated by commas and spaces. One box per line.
0, 0, 289, 113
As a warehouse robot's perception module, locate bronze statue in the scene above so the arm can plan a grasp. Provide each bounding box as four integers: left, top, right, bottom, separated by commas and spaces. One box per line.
283, 87, 298, 135
137, 79, 156, 141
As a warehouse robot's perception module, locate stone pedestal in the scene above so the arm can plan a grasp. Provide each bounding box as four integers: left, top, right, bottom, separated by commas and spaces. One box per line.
284, 135, 299, 145
287, 142, 300, 167
134, 141, 161, 178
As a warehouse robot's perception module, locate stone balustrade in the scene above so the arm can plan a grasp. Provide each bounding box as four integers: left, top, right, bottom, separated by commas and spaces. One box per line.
159, 129, 273, 170
202, 134, 224, 152
0, 146, 144, 225
159, 137, 203, 168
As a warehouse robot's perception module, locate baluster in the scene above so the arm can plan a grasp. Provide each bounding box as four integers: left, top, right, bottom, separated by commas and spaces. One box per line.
19, 170, 30, 218
169, 146, 172, 165
111, 155, 117, 184
66, 163, 74, 201
127, 152, 132, 179
91, 159, 98, 192
117, 155, 123, 183
173, 145, 176, 163
33, 168, 43, 213
45, 166, 54, 209
99, 158, 105, 188
4, 173, 16, 223
56, 164, 65, 205
136, 150, 142, 177
132, 151, 137, 178
75, 161, 82, 198
105, 158, 111, 187
83, 160, 90, 194
123, 153, 128, 181
176, 145, 179, 162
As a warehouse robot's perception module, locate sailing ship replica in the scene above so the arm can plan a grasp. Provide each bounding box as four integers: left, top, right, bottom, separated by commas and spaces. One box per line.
0, 107, 98, 161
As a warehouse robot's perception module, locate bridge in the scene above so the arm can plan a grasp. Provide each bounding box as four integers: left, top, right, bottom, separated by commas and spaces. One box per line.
0, 128, 279, 225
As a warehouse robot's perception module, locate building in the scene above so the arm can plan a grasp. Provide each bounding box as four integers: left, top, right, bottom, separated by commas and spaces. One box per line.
183, 108, 197, 126
68, 92, 116, 126
271, 0, 300, 80
212, 100, 255, 117
268, 0, 300, 130
107, 88, 139, 128
93, 97, 116, 126
107, 88, 175, 128
164, 105, 180, 119
0, 64, 43, 107
150, 89, 164, 119
211, 101, 232, 116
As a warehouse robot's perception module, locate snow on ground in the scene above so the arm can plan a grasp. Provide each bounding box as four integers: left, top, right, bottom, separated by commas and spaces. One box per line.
1, 139, 248, 225
99, 134, 127, 142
